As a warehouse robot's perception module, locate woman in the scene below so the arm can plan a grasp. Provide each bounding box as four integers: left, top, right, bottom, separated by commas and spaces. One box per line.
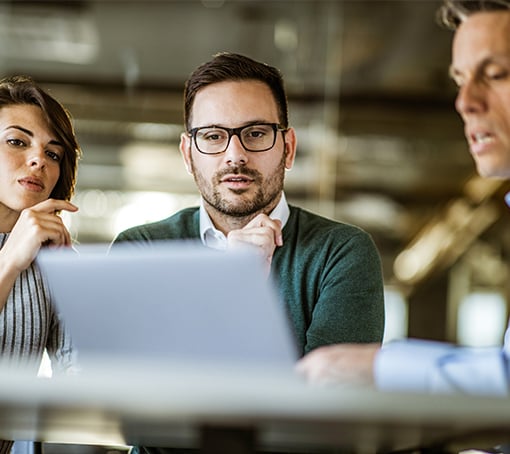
0, 75, 81, 453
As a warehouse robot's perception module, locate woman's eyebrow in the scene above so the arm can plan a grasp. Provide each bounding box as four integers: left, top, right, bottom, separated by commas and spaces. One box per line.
4, 124, 33, 136
4, 124, 63, 146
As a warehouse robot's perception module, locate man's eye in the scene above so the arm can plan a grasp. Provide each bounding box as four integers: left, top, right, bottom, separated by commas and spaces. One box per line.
244, 127, 269, 139
202, 131, 226, 142
484, 63, 509, 81
487, 70, 508, 80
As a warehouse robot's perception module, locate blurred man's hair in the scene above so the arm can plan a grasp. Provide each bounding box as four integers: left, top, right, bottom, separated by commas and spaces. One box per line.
438, 0, 510, 29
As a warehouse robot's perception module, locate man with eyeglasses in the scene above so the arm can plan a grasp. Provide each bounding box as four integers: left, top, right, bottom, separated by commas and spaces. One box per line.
113, 52, 384, 365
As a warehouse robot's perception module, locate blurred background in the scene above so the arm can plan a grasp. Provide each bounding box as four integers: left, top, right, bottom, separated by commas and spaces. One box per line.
5, 0, 509, 349
3, 0, 509, 451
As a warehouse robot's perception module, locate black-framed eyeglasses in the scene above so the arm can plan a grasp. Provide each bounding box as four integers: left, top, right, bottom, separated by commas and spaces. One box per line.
188, 123, 287, 155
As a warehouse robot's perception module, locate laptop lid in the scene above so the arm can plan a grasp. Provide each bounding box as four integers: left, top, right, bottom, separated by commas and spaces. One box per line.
36, 242, 298, 372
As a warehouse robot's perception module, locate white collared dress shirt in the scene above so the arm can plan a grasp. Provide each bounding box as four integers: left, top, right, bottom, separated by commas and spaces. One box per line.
199, 192, 290, 250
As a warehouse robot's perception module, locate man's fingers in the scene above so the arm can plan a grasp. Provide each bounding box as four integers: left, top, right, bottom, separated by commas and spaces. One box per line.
244, 214, 283, 245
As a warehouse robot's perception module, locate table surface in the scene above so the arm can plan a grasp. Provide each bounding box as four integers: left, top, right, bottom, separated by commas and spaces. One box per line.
1, 361, 510, 453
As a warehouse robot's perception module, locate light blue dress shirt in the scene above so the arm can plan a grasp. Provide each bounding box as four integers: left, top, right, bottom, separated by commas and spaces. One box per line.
375, 339, 508, 395
375, 194, 510, 396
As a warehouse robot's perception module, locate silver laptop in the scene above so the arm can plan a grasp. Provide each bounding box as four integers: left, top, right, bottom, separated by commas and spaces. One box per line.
36, 242, 298, 373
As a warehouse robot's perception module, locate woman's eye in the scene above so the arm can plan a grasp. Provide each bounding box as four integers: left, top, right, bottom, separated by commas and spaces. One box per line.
46, 150, 62, 162
7, 138, 25, 147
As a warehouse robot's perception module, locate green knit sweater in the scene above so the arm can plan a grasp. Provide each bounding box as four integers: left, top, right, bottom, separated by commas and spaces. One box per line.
114, 205, 385, 355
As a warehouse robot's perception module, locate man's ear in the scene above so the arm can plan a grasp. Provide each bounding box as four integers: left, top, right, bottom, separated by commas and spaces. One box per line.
180, 132, 193, 175
284, 127, 297, 170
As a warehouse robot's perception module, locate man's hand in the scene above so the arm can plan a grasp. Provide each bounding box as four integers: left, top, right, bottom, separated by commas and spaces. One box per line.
2, 199, 78, 274
227, 213, 283, 276
296, 343, 380, 386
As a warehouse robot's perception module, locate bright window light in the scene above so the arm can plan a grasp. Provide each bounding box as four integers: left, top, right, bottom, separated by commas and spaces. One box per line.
457, 291, 507, 347
112, 192, 199, 237
383, 288, 408, 344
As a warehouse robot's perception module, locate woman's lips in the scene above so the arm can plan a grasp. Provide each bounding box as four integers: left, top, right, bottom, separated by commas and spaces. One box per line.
18, 177, 44, 192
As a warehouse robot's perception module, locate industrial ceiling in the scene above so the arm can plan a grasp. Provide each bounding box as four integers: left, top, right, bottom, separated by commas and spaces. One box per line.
3, 0, 509, 296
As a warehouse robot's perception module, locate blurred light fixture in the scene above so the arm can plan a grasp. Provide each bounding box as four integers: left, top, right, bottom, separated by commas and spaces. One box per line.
274, 19, 298, 52
0, 4, 99, 64
393, 199, 500, 285
393, 175, 506, 287
463, 175, 504, 204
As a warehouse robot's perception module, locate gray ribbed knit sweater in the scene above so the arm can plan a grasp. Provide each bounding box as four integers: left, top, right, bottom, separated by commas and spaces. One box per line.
0, 233, 75, 453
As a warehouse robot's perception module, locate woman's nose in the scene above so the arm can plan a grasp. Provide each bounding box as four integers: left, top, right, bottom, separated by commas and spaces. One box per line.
27, 147, 46, 169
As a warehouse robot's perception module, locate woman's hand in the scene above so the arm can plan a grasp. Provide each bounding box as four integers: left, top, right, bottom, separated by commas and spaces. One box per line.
1, 199, 78, 274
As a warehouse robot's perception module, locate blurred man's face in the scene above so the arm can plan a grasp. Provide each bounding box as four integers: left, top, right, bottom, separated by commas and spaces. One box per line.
451, 10, 510, 178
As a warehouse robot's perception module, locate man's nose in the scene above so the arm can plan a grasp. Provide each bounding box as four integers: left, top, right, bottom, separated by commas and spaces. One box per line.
455, 80, 486, 117
224, 134, 248, 165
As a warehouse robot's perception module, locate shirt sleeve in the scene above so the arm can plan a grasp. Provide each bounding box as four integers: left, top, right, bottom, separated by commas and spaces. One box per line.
375, 338, 509, 396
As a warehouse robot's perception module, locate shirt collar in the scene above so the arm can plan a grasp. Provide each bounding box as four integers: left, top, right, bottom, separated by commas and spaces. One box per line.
199, 192, 290, 249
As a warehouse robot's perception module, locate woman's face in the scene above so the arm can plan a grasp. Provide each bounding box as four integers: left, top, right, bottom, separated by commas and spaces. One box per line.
0, 104, 63, 218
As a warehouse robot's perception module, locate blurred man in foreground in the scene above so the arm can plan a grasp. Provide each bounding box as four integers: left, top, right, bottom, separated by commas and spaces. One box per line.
297, 0, 510, 396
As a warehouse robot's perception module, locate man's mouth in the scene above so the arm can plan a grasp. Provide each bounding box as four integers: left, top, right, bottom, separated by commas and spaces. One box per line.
222, 175, 253, 183
472, 132, 495, 145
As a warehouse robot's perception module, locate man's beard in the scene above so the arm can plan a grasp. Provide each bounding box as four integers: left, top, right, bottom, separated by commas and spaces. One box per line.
191, 154, 286, 218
